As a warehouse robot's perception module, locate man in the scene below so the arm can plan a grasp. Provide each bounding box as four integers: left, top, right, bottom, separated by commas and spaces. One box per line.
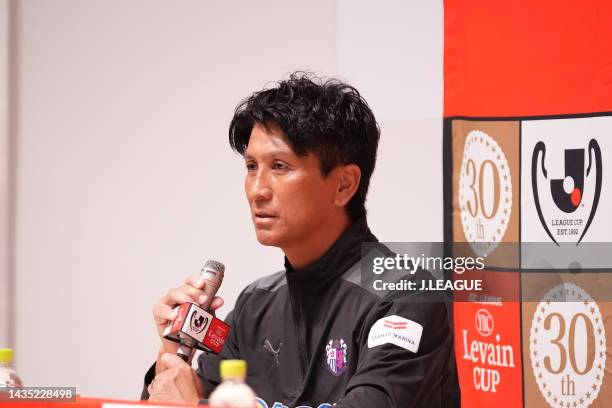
141, 73, 459, 407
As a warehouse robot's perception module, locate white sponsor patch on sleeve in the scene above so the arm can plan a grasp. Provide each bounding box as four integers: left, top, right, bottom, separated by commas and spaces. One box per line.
367, 315, 423, 353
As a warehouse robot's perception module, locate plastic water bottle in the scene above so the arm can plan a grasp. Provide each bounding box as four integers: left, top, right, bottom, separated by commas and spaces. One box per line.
209, 360, 256, 408
0, 348, 23, 387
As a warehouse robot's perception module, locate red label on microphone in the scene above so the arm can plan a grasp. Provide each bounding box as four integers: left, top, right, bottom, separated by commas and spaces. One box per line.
203, 317, 230, 354
171, 303, 190, 333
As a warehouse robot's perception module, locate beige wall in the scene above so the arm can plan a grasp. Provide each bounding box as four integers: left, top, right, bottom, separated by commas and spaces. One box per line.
8, 0, 443, 399
337, 0, 443, 241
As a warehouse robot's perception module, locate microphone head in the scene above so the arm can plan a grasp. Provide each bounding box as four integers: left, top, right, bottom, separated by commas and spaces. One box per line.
204, 259, 225, 274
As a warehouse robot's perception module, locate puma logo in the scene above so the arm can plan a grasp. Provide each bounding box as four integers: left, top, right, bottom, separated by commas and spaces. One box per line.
263, 339, 282, 368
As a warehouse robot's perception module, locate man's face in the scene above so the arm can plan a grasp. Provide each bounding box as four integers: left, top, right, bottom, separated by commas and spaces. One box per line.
244, 122, 340, 249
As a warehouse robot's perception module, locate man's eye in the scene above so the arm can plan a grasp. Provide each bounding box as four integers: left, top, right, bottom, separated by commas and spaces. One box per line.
246, 162, 257, 171
272, 162, 288, 170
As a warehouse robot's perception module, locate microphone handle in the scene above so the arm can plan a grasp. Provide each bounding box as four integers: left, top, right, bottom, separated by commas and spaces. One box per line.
177, 344, 195, 363
200, 279, 221, 311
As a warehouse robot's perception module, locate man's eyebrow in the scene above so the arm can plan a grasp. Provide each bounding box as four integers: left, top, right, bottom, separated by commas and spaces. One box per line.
243, 150, 293, 160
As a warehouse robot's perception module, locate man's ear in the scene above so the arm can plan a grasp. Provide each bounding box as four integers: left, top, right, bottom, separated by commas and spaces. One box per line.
334, 164, 361, 207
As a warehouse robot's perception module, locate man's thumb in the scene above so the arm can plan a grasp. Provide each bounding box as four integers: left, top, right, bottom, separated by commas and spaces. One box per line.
160, 352, 188, 371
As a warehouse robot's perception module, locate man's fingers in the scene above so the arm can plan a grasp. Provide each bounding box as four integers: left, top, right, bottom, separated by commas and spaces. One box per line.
153, 304, 178, 325
162, 288, 198, 305
178, 285, 205, 302
210, 296, 224, 311
160, 352, 190, 371
158, 285, 213, 316
190, 369, 201, 389
160, 289, 190, 306
185, 273, 206, 289
148, 370, 179, 402
150, 361, 202, 404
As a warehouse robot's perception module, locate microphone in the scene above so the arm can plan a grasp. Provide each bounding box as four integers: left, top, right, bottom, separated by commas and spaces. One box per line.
163, 260, 230, 363
197, 260, 225, 310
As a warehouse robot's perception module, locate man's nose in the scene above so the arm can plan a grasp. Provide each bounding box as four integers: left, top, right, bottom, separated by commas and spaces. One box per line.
248, 168, 273, 201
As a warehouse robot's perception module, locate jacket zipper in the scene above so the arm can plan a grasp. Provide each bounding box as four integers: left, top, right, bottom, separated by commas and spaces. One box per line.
288, 277, 309, 379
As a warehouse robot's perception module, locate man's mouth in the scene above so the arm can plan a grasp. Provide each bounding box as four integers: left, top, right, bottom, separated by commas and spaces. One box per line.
254, 212, 276, 219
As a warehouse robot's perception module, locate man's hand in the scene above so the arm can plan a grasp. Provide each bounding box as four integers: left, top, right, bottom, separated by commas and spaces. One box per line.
153, 273, 224, 374
148, 353, 204, 405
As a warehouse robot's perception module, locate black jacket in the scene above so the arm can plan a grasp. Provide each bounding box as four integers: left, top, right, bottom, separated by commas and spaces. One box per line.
142, 217, 459, 407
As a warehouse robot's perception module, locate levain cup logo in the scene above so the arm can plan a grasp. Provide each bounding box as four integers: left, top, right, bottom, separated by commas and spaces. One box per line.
531, 139, 602, 245
462, 306, 516, 394
475, 308, 494, 337
530, 283, 606, 407
459, 130, 513, 256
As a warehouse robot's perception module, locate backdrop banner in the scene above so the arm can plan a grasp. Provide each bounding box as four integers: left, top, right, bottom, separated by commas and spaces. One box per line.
443, 1, 612, 407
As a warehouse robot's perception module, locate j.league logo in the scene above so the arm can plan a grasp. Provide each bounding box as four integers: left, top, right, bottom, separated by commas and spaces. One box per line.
531, 139, 602, 245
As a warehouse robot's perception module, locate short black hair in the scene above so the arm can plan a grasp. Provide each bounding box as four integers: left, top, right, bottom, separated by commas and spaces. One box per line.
229, 72, 380, 219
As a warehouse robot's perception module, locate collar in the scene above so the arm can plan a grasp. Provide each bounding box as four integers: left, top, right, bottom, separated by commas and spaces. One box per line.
284, 215, 378, 283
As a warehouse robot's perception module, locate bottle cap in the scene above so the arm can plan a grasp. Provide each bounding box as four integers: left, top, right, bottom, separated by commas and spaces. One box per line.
0, 348, 13, 363
220, 359, 247, 380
